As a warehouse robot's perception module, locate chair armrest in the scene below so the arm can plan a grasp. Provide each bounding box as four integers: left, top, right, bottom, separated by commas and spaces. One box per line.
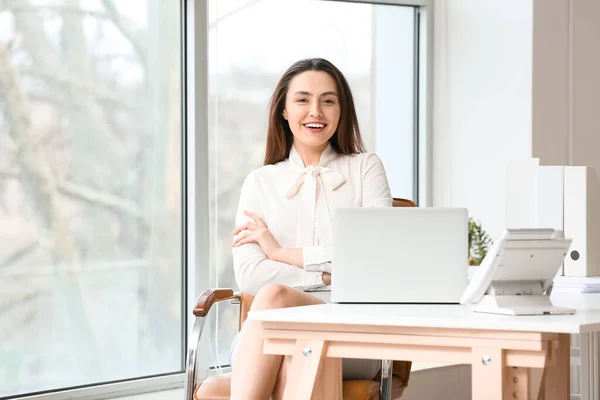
185, 289, 242, 400
193, 288, 241, 317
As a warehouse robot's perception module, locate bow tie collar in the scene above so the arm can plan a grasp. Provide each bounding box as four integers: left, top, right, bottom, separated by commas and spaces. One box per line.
286, 165, 345, 199
285, 145, 345, 247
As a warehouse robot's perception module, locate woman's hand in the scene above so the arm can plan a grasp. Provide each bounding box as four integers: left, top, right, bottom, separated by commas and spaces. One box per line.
232, 211, 281, 258
322, 272, 331, 285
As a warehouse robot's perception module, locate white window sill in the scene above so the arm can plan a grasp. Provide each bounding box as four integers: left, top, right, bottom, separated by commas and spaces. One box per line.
110, 388, 183, 400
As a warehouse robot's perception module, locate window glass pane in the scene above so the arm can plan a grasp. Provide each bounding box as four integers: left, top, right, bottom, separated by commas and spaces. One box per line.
373, 6, 417, 200
0, 0, 183, 396
207, 0, 416, 366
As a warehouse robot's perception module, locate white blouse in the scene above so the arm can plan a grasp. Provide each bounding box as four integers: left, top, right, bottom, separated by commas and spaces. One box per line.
232, 144, 392, 295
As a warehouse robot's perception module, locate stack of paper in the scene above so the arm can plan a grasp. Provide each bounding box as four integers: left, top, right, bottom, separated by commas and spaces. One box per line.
552, 276, 600, 293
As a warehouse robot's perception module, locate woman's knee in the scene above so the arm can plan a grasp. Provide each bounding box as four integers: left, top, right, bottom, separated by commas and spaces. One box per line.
251, 284, 292, 311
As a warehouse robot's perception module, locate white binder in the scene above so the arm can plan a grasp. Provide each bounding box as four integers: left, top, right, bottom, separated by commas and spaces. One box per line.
563, 166, 600, 277
506, 161, 600, 277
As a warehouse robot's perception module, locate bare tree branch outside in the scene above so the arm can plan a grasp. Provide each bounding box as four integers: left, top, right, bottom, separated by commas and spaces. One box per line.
0, 0, 183, 395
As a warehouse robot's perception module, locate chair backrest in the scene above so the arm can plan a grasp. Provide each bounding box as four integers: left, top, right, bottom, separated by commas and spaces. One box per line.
393, 197, 417, 208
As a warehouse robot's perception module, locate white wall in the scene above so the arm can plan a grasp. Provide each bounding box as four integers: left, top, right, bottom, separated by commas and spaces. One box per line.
431, 0, 533, 240
401, 364, 471, 400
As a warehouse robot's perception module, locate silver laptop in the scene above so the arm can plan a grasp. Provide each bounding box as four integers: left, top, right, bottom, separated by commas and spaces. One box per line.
330, 207, 469, 304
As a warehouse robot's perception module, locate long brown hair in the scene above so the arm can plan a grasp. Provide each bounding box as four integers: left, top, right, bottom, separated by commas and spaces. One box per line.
264, 58, 365, 165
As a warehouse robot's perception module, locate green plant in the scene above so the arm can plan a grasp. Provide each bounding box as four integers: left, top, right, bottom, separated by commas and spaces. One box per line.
468, 218, 492, 266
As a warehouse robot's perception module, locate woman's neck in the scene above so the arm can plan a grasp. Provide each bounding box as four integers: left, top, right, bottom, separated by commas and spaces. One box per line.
294, 141, 327, 167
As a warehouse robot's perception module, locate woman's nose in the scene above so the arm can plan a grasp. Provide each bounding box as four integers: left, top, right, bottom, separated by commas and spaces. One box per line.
309, 103, 323, 117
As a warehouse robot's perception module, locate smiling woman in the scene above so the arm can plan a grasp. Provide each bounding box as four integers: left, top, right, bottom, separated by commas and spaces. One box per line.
207, 0, 421, 370
284, 71, 341, 157
225, 57, 392, 399
268, 59, 361, 165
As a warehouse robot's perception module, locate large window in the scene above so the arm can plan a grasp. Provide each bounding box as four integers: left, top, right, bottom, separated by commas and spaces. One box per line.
206, 0, 422, 368
0, 1, 184, 397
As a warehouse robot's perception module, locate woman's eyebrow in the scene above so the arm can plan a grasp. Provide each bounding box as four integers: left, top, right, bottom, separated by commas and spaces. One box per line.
293, 90, 338, 97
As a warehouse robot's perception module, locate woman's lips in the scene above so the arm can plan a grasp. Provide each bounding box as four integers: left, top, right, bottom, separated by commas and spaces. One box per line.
304, 123, 327, 134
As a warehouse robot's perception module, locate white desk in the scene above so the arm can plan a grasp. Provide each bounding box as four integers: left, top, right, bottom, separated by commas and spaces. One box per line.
249, 293, 600, 400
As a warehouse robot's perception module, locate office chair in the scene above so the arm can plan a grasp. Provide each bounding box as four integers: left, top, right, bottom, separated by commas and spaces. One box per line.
185, 198, 416, 400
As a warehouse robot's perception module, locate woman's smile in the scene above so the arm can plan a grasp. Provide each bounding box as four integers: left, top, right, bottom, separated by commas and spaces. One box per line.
303, 121, 327, 134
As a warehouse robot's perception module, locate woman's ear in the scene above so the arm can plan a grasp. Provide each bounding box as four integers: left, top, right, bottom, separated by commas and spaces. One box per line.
282, 110, 287, 120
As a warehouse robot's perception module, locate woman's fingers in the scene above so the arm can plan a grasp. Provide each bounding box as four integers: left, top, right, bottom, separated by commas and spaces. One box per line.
232, 222, 257, 235
231, 212, 266, 247
232, 230, 257, 247
244, 210, 266, 227
232, 224, 246, 236
234, 236, 256, 247
232, 231, 246, 247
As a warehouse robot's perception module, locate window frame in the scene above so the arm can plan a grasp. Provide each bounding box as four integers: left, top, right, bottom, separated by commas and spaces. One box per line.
9, 0, 432, 398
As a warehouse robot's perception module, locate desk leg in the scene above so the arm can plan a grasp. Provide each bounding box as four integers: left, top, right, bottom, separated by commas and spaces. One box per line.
283, 339, 327, 400
540, 333, 570, 400
504, 367, 530, 400
312, 357, 342, 400
472, 347, 504, 400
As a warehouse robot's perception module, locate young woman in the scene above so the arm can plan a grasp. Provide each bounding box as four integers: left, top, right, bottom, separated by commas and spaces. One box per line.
230, 58, 392, 400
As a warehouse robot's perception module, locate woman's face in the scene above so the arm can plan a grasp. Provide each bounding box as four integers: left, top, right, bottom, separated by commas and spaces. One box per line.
283, 70, 341, 153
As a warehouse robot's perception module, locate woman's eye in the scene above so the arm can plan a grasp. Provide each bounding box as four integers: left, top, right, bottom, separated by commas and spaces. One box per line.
296, 98, 308, 103
323, 99, 335, 104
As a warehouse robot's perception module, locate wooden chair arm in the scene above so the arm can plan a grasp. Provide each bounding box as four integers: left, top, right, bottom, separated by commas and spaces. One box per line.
193, 288, 241, 317
186, 288, 243, 400
392, 197, 417, 208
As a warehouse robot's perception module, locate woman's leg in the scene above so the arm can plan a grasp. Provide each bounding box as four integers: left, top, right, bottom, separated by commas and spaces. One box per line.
230, 284, 325, 400
272, 355, 290, 400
